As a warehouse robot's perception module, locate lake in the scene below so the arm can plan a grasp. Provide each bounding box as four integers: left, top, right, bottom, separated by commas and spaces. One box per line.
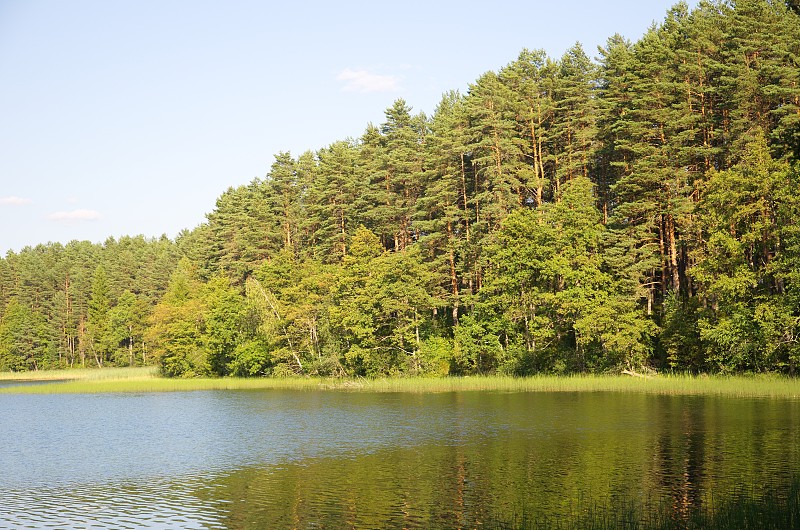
0, 389, 798, 528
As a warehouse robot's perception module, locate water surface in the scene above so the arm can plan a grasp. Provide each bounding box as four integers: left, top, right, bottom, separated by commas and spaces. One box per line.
0, 390, 797, 528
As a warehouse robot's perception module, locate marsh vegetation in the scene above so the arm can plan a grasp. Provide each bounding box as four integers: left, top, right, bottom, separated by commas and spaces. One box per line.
3, 367, 800, 398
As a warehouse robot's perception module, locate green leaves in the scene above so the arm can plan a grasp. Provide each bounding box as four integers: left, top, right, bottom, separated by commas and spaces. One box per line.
332, 227, 440, 376
480, 178, 654, 372
3, 1, 800, 377
147, 259, 208, 377
0, 299, 47, 371
693, 132, 800, 371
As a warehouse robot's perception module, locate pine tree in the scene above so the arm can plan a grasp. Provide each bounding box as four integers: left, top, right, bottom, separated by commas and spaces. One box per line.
146, 259, 208, 377
0, 299, 48, 371
361, 100, 429, 251
595, 34, 635, 223
201, 180, 281, 283
265, 152, 302, 256
720, 0, 800, 161
551, 43, 598, 193
87, 265, 112, 367
465, 71, 525, 231
108, 290, 148, 366
418, 90, 473, 327
693, 131, 795, 371
309, 140, 363, 261
500, 48, 557, 207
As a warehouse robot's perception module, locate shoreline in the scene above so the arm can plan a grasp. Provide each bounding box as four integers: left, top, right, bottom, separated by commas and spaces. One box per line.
1, 367, 799, 398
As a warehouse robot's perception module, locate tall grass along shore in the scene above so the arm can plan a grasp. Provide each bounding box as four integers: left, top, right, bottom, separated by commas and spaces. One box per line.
1, 367, 799, 398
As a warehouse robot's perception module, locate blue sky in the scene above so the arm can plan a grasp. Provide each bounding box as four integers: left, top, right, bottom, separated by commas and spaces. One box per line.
0, 0, 694, 254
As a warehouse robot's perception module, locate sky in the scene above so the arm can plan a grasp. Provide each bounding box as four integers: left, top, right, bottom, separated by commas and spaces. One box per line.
0, 0, 696, 255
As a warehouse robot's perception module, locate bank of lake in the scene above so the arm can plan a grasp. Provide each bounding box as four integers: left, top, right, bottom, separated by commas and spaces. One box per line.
1, 367, 799, 398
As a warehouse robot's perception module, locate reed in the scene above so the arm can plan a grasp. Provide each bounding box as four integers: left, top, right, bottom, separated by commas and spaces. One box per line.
1, 369, 799, 398
340, 372, 800, 398
0, 366, 158, 382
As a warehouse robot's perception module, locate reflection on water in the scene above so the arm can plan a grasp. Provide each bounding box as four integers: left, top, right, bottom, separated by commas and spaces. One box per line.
1, 477, 228, 529
0, 390, 797, 528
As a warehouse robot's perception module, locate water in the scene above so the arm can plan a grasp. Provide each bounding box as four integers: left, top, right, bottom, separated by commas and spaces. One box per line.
0, 390, 797, 528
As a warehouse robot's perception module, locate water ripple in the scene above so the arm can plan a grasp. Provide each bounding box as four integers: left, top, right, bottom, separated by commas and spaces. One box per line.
1, 391, 797, 528
0, 475, 228, 530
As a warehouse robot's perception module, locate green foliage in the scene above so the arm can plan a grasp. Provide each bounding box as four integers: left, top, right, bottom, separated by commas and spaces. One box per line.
147, 259, 209, 377
659, 294, 705, 371
202, 276, 246, 376
227, 339, 271, 377
3, 1, 800, 377
693, 132, 800, 372
87, 265, 113, 366
451, 314, 503, 374
0, 299, 48, 371
480, 178, 654, 373
415, 337, 454, 376
329, 227, 441, 376
107, 290, 148, 366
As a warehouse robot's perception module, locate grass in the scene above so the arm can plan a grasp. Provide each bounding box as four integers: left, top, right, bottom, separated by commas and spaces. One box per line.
340, 372, 800, 398
1, 367, 800, 397
0, 365, 159, 381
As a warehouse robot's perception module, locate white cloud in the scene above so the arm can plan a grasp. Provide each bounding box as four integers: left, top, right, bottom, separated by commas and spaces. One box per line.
48, 209, 103, 222
336, 68, 400, 93
0, 196, 32, 205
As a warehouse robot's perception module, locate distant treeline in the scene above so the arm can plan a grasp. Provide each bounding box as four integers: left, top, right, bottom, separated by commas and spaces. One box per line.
2, 0, 800, 376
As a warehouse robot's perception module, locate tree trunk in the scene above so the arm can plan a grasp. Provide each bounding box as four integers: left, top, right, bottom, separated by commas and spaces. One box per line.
659, 215, 667, 296
447, 220, 459, 327
92, 345, 102, 368
460, 154, 470, 243
667, 214, 680, 292
529, 112, 544, 207
129, 325, 134, 366
78, 318, 87, 368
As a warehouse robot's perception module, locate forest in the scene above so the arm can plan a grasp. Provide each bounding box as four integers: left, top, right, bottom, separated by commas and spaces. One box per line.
2, 0, 800, 377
